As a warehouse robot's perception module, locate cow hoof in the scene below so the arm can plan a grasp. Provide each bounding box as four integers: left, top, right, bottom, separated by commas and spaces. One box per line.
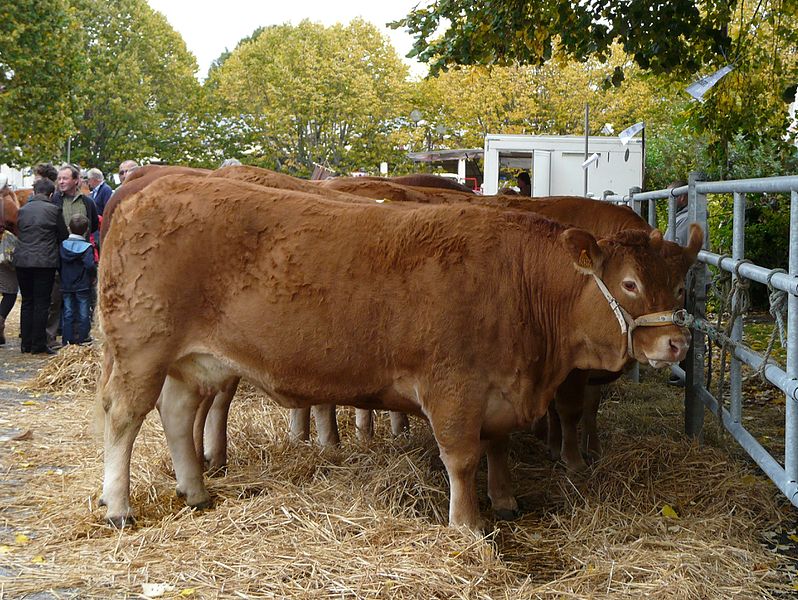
175, 485, 212, 508
494, 508, 522, 521
107, 514, 136, 529
189, 496, 213, 511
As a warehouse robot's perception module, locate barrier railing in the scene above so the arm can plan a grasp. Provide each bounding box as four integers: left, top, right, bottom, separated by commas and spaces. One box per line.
605, 174, 798, 508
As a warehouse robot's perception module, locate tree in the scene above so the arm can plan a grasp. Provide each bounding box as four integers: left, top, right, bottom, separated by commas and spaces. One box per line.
0, 0, 86, 167
393, 0, 734, 77
67, 0, 204, 174
206, 19, 410, 176
404, 45, 682, 152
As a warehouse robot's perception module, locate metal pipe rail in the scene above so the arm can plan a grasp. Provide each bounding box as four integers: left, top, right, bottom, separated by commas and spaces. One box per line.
697, 385, 798, 506
700, 251, 798, 296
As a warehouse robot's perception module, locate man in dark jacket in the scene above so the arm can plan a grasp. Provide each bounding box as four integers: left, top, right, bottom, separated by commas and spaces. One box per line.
12, 179, 68, 354
60, 214, 96, 345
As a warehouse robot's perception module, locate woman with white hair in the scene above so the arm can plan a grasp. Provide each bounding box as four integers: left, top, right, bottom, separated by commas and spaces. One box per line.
0, 174, 19, 345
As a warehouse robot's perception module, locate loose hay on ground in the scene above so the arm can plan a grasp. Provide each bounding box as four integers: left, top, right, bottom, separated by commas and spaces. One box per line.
0, 356, 792, 598
20, 343, 102, 397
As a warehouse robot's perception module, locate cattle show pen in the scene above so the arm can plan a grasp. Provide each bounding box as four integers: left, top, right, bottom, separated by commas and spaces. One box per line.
1, 169, 796, 598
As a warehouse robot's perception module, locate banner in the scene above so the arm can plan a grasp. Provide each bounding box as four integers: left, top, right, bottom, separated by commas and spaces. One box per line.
618, 122, 644, 146
685, 65, 734, 103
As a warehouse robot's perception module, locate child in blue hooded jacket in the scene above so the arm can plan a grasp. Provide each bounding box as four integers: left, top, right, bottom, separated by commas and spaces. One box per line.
60, 214, 96, 345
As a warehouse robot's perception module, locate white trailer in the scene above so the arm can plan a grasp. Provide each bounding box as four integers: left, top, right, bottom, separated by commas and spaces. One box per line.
482, 134, 643, 197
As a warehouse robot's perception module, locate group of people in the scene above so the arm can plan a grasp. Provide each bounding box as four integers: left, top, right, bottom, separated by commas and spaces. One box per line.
0, 159, 139, 354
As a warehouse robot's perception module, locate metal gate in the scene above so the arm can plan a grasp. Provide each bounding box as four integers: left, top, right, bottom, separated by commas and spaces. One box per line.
604, 173, 798, 507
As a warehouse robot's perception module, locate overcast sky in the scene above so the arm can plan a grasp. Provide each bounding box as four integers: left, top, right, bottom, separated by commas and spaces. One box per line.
145, 0, 427, 79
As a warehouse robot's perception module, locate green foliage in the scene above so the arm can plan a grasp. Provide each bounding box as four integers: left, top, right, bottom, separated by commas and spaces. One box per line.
206, 19, 410, 176
0, 0, 86, 166
67, 0, 204, 174
392, 0, 734, 77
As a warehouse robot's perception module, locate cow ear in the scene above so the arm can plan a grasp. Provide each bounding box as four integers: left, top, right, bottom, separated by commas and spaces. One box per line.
561, 228, 604, 275
684, 223, 704, 262
649, 228, 663, 252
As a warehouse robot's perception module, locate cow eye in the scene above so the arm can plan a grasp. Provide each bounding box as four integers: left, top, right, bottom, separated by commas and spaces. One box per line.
622, 280, 638, 292
676, 286, 685, 297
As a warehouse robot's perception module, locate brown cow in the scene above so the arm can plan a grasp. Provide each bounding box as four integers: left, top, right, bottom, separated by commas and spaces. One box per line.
97, 175, 699, 528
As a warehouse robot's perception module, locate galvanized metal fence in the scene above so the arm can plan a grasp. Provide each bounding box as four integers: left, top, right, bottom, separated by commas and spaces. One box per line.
604, 174, 798, 508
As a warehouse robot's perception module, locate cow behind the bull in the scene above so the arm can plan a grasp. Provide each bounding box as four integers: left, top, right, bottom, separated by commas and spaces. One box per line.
97, 175, 700, 529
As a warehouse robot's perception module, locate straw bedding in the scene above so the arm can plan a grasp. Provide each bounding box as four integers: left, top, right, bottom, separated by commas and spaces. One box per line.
1, 347, 792, 599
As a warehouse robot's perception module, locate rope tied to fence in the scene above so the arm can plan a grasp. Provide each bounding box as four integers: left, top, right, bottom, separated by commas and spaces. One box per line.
745, 268, 790, 384
712, 258, 753, 421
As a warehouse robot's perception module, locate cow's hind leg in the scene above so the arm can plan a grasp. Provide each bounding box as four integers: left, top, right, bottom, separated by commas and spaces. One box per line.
192, 393, 214, 468
389, 411, 410, 436
289, 407, 311, 443
159, 375, 212, 510
203, 377, 239, 474
100, 365, 163, 528
355, 409, 374, 441
313, 405, 340, 447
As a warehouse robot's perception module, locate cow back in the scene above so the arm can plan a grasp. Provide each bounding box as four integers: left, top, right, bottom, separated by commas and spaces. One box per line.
100, 166, 211, 242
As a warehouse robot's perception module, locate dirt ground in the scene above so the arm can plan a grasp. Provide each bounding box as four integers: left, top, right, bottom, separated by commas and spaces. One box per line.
1, 301, 797, 599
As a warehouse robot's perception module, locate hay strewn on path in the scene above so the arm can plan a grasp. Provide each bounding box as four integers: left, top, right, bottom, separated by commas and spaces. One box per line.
1, 350, 792, 598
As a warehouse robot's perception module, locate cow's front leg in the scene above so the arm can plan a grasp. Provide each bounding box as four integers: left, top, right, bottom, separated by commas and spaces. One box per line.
486, 436, 519, 520
556, 394, 588, 473
579, 384, 603, 462
554, 370, 590, 473
438, 440, 482, 530
428, 404, 483, 529
159, 376, 212, 510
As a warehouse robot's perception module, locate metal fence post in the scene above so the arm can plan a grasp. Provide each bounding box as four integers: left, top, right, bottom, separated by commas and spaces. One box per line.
787, 189, 798, 488
627, 186, 642, 383
629, 186, 643, 217
685, 171, 708, 439
730, 192, 746, 424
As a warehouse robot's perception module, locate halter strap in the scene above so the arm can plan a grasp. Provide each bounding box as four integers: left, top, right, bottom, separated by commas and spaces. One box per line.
591, 273, 687, 357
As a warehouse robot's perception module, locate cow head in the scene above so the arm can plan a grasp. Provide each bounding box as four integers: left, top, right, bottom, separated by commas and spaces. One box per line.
561, 224, 702, 367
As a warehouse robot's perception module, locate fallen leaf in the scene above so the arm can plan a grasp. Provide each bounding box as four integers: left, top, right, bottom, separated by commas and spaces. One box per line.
11, 429, 32, 441
661, 504, 679, 519
0, 545, 13, 554
15, 533, 30, 545
788, 534, 798, 543
31, 555, 45, 564
21, 401, 38, 406
179, 589, 195, 597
